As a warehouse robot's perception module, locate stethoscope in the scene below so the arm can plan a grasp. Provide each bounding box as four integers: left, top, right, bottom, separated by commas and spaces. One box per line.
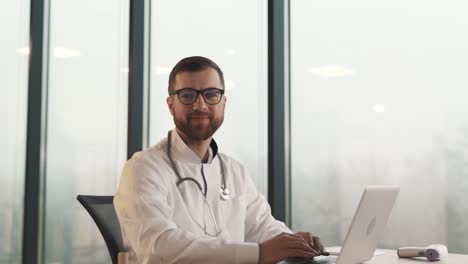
166, 130, 230, 236
167, 130, 230, 200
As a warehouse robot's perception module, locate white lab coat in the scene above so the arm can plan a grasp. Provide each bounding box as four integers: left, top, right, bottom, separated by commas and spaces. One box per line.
114, 129, 291, 264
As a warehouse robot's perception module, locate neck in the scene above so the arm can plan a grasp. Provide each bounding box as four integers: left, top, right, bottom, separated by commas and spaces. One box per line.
176, 128, 211, 163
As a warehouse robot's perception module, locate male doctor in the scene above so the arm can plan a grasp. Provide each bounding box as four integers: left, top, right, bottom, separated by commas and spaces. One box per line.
114, 56, 327, 264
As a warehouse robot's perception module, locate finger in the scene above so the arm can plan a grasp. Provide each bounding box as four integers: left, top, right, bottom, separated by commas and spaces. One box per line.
285, 233, 310, 243
288, 232, 306, 239
319, 242, 329, 256
295, 232, 315, 248
312, 236, 322, 254
288, 248, 318, 259
304, 232, 315, 248
287, 240, 319, 255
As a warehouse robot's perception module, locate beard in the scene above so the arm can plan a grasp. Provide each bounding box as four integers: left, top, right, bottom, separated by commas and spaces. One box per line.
173, 110, 224, 141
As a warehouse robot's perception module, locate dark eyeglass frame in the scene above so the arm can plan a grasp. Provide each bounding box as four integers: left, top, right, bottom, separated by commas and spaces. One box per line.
169, 87, 225, 105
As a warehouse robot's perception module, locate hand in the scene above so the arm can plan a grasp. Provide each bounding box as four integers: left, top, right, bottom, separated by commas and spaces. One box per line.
294, 232, 329, 256
258, 232, 320, 264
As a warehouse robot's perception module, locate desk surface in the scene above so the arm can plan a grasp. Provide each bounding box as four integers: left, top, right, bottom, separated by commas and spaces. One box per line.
366, 249, 468, 263
281, 249, 468, 264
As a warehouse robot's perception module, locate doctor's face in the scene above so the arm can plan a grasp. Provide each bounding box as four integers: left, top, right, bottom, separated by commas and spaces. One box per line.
167, 68, 226, 141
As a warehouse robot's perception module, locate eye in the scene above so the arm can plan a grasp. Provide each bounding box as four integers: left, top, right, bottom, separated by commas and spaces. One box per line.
179, 90, 196, 99
204, 89, 221, 99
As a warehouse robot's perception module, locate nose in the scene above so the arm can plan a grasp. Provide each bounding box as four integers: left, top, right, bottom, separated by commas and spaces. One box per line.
193, 93, 208, 110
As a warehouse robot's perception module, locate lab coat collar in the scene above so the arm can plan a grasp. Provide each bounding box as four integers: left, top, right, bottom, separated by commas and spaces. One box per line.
170, 129, 219, 164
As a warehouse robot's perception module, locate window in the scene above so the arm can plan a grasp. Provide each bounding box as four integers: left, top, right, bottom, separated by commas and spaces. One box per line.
0, 0, 30, 262
149, 0, 269, 193
291, 0, 468, 253
44, 0, 129, 262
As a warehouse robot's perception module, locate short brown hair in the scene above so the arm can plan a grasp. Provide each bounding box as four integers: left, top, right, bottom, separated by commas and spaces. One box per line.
168, 56, 225, 94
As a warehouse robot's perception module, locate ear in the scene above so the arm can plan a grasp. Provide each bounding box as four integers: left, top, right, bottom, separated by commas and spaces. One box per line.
167, 96, 174, 115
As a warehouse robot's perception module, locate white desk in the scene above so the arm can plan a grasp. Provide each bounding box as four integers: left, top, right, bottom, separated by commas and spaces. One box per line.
280, 249, 468, 264
366, 249, 468, 263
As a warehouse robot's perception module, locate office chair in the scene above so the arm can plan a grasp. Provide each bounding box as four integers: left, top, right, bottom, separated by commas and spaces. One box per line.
77, 195, 128, 264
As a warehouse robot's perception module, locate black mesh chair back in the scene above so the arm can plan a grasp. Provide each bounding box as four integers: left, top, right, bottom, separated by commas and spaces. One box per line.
77, 195, 124, 264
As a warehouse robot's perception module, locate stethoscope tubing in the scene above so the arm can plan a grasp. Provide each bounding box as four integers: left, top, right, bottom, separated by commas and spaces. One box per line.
166, 130, 227, 197
166, 130, 226, 236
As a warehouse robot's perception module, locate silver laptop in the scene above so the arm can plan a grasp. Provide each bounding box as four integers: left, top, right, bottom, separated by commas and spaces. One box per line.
284, 185, 400, 264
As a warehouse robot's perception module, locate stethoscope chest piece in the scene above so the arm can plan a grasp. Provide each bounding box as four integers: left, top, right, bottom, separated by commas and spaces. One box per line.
220, 187, 230, 200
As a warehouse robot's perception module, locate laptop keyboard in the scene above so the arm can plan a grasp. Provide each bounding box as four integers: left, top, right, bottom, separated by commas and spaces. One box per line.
285, 256, 338, 264
307, 256, 338, 264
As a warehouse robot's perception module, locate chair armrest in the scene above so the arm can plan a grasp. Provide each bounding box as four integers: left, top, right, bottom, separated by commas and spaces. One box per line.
118, 252, 129, 264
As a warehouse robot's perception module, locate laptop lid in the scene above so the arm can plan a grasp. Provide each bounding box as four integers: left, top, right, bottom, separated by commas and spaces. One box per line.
336, 185, 399, 264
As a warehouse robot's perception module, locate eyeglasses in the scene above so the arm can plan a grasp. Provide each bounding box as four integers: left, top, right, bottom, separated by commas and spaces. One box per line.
170, 88, 224, 105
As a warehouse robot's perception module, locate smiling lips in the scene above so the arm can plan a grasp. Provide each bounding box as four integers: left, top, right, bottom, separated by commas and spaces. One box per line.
190, 112, 210, 119
189, 114, 210, 124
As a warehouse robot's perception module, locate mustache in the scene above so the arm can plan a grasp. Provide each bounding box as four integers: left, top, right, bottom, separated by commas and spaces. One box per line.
188, 111, 212, 118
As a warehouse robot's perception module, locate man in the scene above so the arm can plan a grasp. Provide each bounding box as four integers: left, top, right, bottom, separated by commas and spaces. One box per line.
114, 56, 327, 263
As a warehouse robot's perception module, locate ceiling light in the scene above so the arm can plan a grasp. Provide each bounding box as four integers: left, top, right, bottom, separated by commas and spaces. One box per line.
373, 104, 386, 113
225, 80, 236, 90
54, 47, 81, 58
225, 49, 236, 55
16, 46, 30, 55
155, 66, 171, 75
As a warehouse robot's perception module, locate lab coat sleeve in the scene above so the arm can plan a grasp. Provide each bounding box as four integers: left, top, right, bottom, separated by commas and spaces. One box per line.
241, 165, 292, 243
114, 153, 259, 264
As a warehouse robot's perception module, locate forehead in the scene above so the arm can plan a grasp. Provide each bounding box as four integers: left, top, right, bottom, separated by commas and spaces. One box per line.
174, 68, 222, 90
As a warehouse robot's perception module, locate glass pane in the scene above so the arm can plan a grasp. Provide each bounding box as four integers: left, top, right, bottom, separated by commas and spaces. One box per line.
44, 0, 129, 263
291, 0, 468, 253
149, 0, 268, 194
0, 1, 30, 263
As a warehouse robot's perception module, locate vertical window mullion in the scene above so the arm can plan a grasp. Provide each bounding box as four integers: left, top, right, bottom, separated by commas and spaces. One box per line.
128, 0, 151, 158
268, 0, 291, 224
23, 0, 50, 262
